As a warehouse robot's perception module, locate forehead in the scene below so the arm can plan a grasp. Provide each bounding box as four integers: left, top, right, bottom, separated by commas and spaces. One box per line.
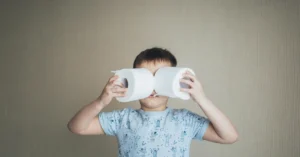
136, 61, 171, 73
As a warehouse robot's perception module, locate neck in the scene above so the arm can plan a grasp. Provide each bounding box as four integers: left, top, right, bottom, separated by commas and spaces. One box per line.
141, 105, 167, 111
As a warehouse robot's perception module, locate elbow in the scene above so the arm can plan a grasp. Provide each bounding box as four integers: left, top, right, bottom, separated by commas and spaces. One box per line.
228, 136, 239, 144
67, 122, 85, 135
224, 127, 239, 144
67, 122, 77, 134
224, 133, 239, 144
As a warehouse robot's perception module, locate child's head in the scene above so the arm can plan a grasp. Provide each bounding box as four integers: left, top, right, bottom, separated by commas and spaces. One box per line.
133, 47, 177, 109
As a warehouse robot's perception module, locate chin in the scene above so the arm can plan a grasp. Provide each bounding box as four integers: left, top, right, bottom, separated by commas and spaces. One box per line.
140, 96, 168, 109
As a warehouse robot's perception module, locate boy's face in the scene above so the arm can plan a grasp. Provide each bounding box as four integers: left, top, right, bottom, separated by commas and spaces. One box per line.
135, 61, 171, 110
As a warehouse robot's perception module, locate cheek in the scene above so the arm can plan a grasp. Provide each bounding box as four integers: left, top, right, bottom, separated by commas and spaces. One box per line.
156, 96, 168, 102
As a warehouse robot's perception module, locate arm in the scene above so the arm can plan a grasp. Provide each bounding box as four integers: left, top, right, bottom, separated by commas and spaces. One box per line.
197, 96, 238, 144
67, 75, 127, 135
180, 71, 239, 144
67, 100, 105, 135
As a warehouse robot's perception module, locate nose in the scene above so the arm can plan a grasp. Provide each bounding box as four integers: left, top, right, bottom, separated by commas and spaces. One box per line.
150, 90, 157, 96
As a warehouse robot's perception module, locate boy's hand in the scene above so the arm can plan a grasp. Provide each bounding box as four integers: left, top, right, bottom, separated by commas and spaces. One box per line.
96, 75, 127, 108
180, 71, 206, 104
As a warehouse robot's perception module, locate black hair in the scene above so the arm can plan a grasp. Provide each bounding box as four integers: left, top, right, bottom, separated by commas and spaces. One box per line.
133, 47, 177, 68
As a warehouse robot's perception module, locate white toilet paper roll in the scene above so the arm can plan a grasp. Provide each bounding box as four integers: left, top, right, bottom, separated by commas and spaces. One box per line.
114, 68, 154, 102
154, 67, 195, 100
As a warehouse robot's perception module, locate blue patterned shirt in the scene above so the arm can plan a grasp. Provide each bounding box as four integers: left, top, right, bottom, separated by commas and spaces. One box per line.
99, 107, 210, 157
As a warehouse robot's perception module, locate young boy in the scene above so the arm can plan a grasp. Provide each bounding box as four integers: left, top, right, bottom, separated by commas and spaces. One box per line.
68, 47, 238, 157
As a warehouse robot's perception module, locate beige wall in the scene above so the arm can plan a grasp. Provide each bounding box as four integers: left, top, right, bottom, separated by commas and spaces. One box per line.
1, 0, 300, 157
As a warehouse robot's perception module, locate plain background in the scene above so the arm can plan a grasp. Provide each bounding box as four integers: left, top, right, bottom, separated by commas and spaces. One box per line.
1, 0, 299, 157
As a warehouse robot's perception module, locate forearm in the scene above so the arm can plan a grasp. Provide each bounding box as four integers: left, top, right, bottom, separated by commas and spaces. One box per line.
196, 95, 238, 141
67, 99, 104, 133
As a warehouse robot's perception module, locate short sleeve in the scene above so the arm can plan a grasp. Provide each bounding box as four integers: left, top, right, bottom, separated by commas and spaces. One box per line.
98, 108, 129, 136
186, 110, 210, 141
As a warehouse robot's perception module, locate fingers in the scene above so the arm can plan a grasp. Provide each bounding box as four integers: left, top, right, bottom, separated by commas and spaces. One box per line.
182, 71, 196, 82
180, 71, 195, 94
180, 78, 194, 87
110, 84, 127, 98
112, 92, 126, 97
108, 75, 119, 83
111, 87, 127, 93
180, 88, 191, 93
107, 76, 121, 87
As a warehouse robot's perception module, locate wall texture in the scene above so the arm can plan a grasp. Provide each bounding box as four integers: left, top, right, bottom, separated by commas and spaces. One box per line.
1, 0, 299, 157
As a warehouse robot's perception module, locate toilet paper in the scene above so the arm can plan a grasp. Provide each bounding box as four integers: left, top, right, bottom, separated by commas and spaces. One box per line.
154, 67, 195, 100
113, 68, 154, 102
112, 67, 195, 102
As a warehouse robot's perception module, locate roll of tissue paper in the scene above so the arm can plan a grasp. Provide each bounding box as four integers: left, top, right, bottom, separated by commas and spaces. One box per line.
113, 68, 154, 102
154, 67, 195, 100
